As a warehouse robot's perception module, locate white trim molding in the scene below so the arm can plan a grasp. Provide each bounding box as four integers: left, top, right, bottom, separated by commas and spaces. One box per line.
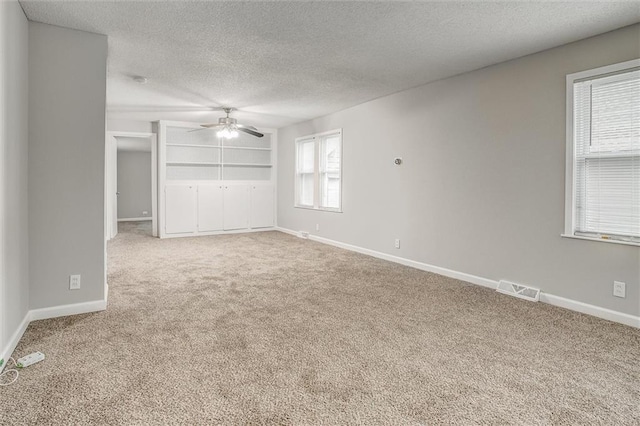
117, 217, 152, 222
276, 227, 639, 329
0, 313, 30, 371
564, 59, 640, 245
540, 293, 640, 329
30, 299, 107, 322
0, 299, 107, 364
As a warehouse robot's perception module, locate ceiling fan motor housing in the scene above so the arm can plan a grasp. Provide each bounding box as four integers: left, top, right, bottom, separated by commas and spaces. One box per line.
218, 117, 238, 126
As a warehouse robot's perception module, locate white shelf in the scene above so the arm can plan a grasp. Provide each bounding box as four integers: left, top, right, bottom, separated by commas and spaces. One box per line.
167, 162, 272, 168
167, 143, 222, 148
167, 161, 222, 166
223, 146, 271, 151
224, 163, 272, 167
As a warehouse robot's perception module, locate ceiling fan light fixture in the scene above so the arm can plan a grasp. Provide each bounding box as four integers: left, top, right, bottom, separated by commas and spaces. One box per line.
217, 126, 239, 139
197, 107, 264, 138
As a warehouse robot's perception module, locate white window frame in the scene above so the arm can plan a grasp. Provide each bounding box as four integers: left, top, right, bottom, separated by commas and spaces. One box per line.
294, 129, 343, 212
563, 58, 640, 247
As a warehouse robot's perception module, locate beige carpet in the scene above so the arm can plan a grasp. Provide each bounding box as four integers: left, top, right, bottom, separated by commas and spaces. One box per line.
1, 222, 639, 424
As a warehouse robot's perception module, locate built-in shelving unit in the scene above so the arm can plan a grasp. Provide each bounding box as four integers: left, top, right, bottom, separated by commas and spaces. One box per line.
155, 120, 277, 239
161, 123, 273, 181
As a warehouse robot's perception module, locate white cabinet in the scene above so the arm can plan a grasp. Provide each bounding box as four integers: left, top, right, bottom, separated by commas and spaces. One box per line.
250, 184, 275, 228
197, 185, 224, 232
223, 184, 250, 230
163, 183, 274, 236
165, 185, 197, 234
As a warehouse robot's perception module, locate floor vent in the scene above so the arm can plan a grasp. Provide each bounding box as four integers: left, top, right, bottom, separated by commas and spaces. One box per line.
496, 280, 540, 302
298, 231, 310, 239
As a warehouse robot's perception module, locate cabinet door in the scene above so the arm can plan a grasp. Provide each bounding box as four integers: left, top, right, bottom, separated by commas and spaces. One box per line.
198, 185, 224, 232
250, 184, 275, 228
165, 185, 196, 234
223, 184, 250, 230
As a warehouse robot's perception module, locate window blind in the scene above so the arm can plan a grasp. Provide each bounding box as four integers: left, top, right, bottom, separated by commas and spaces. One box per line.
296, 139, 315, 206
319, 134, 341, 209
294, 129, 342, 212
573, 69, 640, 241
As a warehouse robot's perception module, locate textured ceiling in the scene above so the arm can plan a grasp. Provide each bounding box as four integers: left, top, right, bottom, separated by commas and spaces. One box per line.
20, 1, 640, 128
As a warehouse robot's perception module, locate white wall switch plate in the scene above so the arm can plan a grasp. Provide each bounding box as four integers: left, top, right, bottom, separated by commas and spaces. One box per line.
395, 239, 400, 249
17, 352, 45, 368
315, 224, 319, 231
69, 274, 81, 290
613, 281, 626, 298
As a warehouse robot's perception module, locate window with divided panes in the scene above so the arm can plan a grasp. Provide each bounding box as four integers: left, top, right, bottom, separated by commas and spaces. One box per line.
295, 130, 342, 212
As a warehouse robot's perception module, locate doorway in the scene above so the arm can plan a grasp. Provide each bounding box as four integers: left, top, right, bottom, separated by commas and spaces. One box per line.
106, 132, 158, 239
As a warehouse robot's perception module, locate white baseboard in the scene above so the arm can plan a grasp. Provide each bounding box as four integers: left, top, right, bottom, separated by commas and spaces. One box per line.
118, 217, 151, 222
0, 312, 30, 370
540, 293, 640, 328
276, 227, 639, 329
160, 226, 276, 239
30, 299, 107, 322
1, 298, 107, 364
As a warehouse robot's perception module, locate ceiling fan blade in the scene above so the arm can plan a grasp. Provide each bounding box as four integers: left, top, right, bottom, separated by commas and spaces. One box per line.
237, 127, 264, 138
188, 125, 221, 133
237, 124, 258, 131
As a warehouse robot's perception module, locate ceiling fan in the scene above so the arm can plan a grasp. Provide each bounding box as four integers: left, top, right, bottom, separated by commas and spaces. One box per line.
196, 108, 263, 139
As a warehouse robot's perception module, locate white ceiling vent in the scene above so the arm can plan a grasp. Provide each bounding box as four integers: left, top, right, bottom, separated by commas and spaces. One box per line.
496, 280, 540, 302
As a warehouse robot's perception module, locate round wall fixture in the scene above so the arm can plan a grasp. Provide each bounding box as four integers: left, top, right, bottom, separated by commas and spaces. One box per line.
394, 157, 402, 165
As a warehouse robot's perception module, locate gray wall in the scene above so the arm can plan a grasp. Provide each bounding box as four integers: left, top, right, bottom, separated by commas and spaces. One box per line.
28, 23, 107, 309
1, 0, 29, 355
117, 151, 152, 219
278, 24, 640, 317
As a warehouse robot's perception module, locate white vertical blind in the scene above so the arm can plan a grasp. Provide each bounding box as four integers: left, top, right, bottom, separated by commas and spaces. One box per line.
573, 69, 640, 241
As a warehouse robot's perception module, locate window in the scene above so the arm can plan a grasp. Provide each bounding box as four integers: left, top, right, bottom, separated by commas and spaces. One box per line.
565, 59, 640, 245
295, 129, 342, 211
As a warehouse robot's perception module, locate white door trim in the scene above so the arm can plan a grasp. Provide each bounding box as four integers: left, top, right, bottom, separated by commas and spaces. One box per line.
107, 131, 158, 237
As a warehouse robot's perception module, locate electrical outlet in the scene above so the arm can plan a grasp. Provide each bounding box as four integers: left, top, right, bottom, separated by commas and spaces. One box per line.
613, 281, 626, 298
395, 239, 400, 249
69, 274, 81, 290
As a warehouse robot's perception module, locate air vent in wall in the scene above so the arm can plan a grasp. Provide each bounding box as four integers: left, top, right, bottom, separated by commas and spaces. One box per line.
496, 280, 540, 302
